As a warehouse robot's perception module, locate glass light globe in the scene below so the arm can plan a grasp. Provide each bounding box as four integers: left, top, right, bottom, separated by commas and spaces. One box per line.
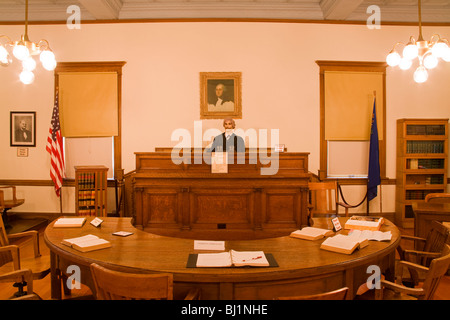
423, 54, 438, 69
413, 66, 428, 83
442, 46, 450, 62
399, 58, 412, 70
42, 59, 57, 71
431, 42, 449, 58
40, 50, 55, 64
22, 57, 37, 71
13, 44, 30, 61
0, 56, 11, 66
403, 43, 419, 60
20, 70, 35, 84
386, 51, 401, 66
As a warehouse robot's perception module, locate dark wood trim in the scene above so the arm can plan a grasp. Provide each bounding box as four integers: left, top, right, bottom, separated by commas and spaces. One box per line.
1, 18, 449, 27
315, 60, 388, 182
54, 61, 126, 181
1, 177, 447, 187
0, 179, 116, 188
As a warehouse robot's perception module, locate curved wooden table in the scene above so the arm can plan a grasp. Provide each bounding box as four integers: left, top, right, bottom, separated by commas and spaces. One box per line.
44, 217, 400, 300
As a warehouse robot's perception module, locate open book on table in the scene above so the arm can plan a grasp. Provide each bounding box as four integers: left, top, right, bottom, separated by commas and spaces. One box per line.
320, 234, 368, 255
344, 216, 384, 231
196, 250, 270, 267
348, 229, 392, 242
290, 227, 334, 241
54, 217, 87, 228
61, 234, 111, 253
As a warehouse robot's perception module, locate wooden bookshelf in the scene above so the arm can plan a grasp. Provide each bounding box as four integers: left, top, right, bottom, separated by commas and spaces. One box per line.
74, 166, 108, 217
396, 119, 448, 228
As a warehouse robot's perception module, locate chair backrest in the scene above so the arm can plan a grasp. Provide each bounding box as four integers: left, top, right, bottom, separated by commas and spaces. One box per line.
276, 287, 348, 300
0, 209, 9, 248
425, 193, 450, 203
90, 263, 174, 300
421, 244, 450, 300
422, 221, 450, 266
308, 181, 339, 216
0, 213, 13, 267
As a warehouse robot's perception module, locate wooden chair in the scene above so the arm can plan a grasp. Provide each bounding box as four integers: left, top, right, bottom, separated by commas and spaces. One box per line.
0, 269, 41, 300
308, 181, 352, 218
275, 287, 349, 300
425, 193, 450, 203
373, 244, 450, 300
0, 215, 50, 297
90, 263, 201, 300
396, 220, 450, 286
0, 186, 25, 228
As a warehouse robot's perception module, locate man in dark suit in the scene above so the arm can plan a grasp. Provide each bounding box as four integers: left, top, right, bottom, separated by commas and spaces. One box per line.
15, 119, 32, 143
209, 118, 245, 154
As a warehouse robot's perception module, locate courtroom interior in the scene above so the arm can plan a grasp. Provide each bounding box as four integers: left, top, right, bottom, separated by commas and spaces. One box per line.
0, 0, 450, 303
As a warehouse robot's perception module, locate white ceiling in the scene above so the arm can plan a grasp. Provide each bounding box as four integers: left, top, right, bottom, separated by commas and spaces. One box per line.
0, 0, 449, 23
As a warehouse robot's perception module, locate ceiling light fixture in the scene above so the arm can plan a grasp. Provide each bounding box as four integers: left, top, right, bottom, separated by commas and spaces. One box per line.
386, 0, 450, 83
0, 0, 57, 84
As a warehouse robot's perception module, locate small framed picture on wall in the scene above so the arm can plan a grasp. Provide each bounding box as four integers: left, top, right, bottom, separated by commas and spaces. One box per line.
200, 72, 242, 119
10, 111, 36, 147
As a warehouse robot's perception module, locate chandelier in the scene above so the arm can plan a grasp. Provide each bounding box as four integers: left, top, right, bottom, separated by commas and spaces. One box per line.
386, 0, 450, 83
0, 0, 57, 84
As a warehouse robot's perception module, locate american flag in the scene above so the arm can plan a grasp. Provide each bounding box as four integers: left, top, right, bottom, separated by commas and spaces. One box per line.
46, 91, 65, 197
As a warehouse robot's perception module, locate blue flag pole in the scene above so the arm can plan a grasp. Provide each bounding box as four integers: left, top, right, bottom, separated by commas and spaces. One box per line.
367, 92, 381, 212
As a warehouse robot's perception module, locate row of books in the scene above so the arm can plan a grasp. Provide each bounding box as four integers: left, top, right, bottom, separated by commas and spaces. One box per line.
406, 175, 445, 185
407, 158, 444, 170
77, 208, 99, 216
78, 190, 96, 206
405, 190, 437, 200
406, 125, 446, 136
406, 141, 444, 154
77, 173, 97, 190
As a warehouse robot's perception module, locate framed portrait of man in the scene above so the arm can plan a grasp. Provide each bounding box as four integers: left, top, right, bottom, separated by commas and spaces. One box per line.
10, 111, 36, 147
200, 72, 242, 119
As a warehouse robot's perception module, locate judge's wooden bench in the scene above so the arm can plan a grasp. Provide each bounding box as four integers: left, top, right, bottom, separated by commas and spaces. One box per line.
132, 148, 310, 240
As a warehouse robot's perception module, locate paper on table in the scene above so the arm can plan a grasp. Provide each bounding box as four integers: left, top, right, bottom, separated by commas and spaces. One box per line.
194, 240, 225, 251
348, 229, 392, 242
196, 252, 232, 267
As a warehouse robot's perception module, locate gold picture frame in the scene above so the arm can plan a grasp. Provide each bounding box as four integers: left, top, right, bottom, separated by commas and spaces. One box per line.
200, 72, 242, 119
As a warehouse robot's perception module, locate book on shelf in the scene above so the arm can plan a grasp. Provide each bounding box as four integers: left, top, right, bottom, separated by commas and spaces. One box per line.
320, 234, 368, 255
61, 234, 111, 253
344, 216, 384, 231
348, 229, 392, 242
290, 227, 334, 241
195, 250, 270, 267
54, 217, 87, 228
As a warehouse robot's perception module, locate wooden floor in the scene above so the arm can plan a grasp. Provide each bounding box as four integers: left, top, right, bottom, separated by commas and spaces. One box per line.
0, 224, 449, 300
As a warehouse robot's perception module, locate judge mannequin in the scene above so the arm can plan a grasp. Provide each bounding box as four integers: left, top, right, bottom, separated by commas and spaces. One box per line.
209, 118, 245, 153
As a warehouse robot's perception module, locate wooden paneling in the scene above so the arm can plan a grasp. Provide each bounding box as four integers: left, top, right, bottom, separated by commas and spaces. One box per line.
133, 149, 310, 239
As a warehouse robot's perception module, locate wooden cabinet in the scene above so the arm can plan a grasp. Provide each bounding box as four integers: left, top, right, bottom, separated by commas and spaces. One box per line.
75, 165, 108, 217
396, 119, 448, 228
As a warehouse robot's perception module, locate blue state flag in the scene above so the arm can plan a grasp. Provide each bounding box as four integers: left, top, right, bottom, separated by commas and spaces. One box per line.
368, 98, 381, 201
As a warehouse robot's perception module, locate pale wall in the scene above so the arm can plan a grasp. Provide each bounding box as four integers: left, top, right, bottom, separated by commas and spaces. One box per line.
0, 21, 449, 216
